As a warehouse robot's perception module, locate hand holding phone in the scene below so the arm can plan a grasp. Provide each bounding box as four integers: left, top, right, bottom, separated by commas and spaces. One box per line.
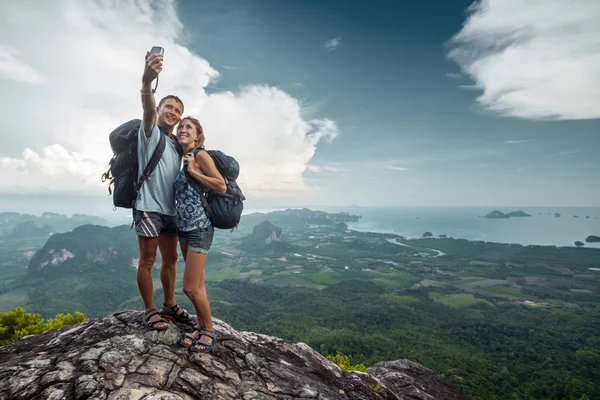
143, 46, 164, 85
150, 46, 164, 56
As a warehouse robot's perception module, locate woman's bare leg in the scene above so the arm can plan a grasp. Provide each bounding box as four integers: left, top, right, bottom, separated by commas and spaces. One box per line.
181, 251, 214, 350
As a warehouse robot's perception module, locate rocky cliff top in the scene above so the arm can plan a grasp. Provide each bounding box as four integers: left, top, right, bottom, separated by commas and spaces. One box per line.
0, 311, 468, 400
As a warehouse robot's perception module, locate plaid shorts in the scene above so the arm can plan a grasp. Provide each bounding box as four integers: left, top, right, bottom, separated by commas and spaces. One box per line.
133, 210, 177, 237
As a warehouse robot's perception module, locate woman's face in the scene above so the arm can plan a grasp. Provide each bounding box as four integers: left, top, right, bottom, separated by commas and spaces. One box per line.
176, 119, 199, 146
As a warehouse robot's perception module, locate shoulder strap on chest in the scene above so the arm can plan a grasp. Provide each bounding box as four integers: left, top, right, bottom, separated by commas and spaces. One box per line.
192, 147, 204, 157
134, 129, 166, 194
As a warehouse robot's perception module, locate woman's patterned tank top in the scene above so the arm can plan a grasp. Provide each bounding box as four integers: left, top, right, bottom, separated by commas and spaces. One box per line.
174, 169, 211, 232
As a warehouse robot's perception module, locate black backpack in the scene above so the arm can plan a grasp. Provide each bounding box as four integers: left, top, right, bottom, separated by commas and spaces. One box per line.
101, 119, 165, 209
184, 148, 245, 229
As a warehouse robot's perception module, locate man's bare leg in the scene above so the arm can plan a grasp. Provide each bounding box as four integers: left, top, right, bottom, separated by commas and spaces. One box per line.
159, 233, 179, 307
137, 235, 167, 329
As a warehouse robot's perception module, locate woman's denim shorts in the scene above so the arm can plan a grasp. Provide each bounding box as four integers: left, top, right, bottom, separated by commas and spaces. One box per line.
178, 226, 214, 254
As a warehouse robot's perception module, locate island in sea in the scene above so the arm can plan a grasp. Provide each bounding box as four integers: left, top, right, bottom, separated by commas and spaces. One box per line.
586, 235, 600, 243
483, 210, 532, 219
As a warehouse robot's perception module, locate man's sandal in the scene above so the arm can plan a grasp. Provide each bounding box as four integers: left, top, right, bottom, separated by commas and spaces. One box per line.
189, 329, 217, 354
144, 309, 169, 331
159, 303, 194, 325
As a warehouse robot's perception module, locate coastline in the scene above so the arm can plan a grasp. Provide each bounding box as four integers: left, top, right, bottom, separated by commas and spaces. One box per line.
345, 223, 600, 249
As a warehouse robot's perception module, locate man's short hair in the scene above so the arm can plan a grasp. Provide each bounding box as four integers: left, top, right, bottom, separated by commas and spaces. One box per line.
158, 95, 184, 113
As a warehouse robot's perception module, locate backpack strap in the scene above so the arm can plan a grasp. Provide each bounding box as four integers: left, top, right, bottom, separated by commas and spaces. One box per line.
133, 129, 166, 208
196, 148, 231, 185
184, 164, 208, 200
184, 147, 240, 199
184, 148, 215, 212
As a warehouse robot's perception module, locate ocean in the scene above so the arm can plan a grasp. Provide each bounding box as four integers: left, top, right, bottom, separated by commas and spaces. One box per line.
13, 203, 597, 249
325, 207, 600, 249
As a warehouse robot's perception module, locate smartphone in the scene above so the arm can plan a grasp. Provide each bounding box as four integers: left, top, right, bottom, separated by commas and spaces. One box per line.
149, 46, 164, 56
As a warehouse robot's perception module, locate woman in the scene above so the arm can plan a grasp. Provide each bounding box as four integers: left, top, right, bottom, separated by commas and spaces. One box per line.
174, 116, 226, 353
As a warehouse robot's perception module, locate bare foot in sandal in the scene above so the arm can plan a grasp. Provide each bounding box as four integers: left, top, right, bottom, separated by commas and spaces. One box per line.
180, 327, 216, 353
145, 309, 168, 330
190, 329, 216, 353
180, 325, 202, 349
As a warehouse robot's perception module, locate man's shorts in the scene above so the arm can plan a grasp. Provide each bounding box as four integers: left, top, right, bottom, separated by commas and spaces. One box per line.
134, 210, 177, 237
178, 227, 214, 254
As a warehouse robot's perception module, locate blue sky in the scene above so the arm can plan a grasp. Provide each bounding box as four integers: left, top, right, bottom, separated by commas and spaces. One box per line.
176, 0, 600, 207
0, 0, 599, 214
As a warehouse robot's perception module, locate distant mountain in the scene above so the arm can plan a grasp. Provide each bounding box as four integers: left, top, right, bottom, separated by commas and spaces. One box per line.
12, 221, 54, 238
0, 212, 108, 237
484, 210, 532, 219
25, 224, 139, 317
242, 221, 284, 248
28, 224, 137, 274
241, 208, 360, 231
276, 208, 361, 222
0, 212, 37, 235
239, 221, 295, 256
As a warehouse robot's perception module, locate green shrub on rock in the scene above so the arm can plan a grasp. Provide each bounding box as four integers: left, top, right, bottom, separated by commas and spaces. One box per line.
0, 307, 87, 345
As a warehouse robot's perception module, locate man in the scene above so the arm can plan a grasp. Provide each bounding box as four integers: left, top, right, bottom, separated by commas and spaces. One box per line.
136, 51, 193, 330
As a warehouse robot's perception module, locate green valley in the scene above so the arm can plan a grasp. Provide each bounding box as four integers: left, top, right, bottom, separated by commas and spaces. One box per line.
0, 209, 599, 400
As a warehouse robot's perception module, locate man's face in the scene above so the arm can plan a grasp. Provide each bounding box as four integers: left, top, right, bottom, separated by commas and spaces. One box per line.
157, 98, 183, 128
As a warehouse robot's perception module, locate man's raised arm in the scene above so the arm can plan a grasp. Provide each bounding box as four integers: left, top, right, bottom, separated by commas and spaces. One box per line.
140, 52, 162, 137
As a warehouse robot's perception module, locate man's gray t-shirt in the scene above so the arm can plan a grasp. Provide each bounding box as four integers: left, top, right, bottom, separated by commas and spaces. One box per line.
135, 124, 180, 216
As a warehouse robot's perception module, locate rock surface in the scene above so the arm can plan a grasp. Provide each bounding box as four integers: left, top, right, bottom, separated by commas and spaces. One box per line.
0, 311, 468, 400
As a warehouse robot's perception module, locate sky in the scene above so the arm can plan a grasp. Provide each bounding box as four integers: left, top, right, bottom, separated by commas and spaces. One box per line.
0, 0, 599, 217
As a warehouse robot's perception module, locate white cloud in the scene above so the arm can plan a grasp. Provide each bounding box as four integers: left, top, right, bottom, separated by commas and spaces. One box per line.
557, 149, 579, 156
322, 36, 342, 51
319, 146, 503, 174
446, 73, 462, 79
448, 0, 600, 120
0, 0, 338, 203
387, 165, 410, 171
305, 162, 348, 173
0, 145, 99, 192
504, 139, 536, 144
0, 45, 44, 84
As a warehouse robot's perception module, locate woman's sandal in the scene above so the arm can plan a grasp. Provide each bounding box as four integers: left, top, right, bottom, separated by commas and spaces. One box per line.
179, 325, 203, 349
144, 309, 169, 331
159, 303, 195, 325
189, 329, 217, 354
